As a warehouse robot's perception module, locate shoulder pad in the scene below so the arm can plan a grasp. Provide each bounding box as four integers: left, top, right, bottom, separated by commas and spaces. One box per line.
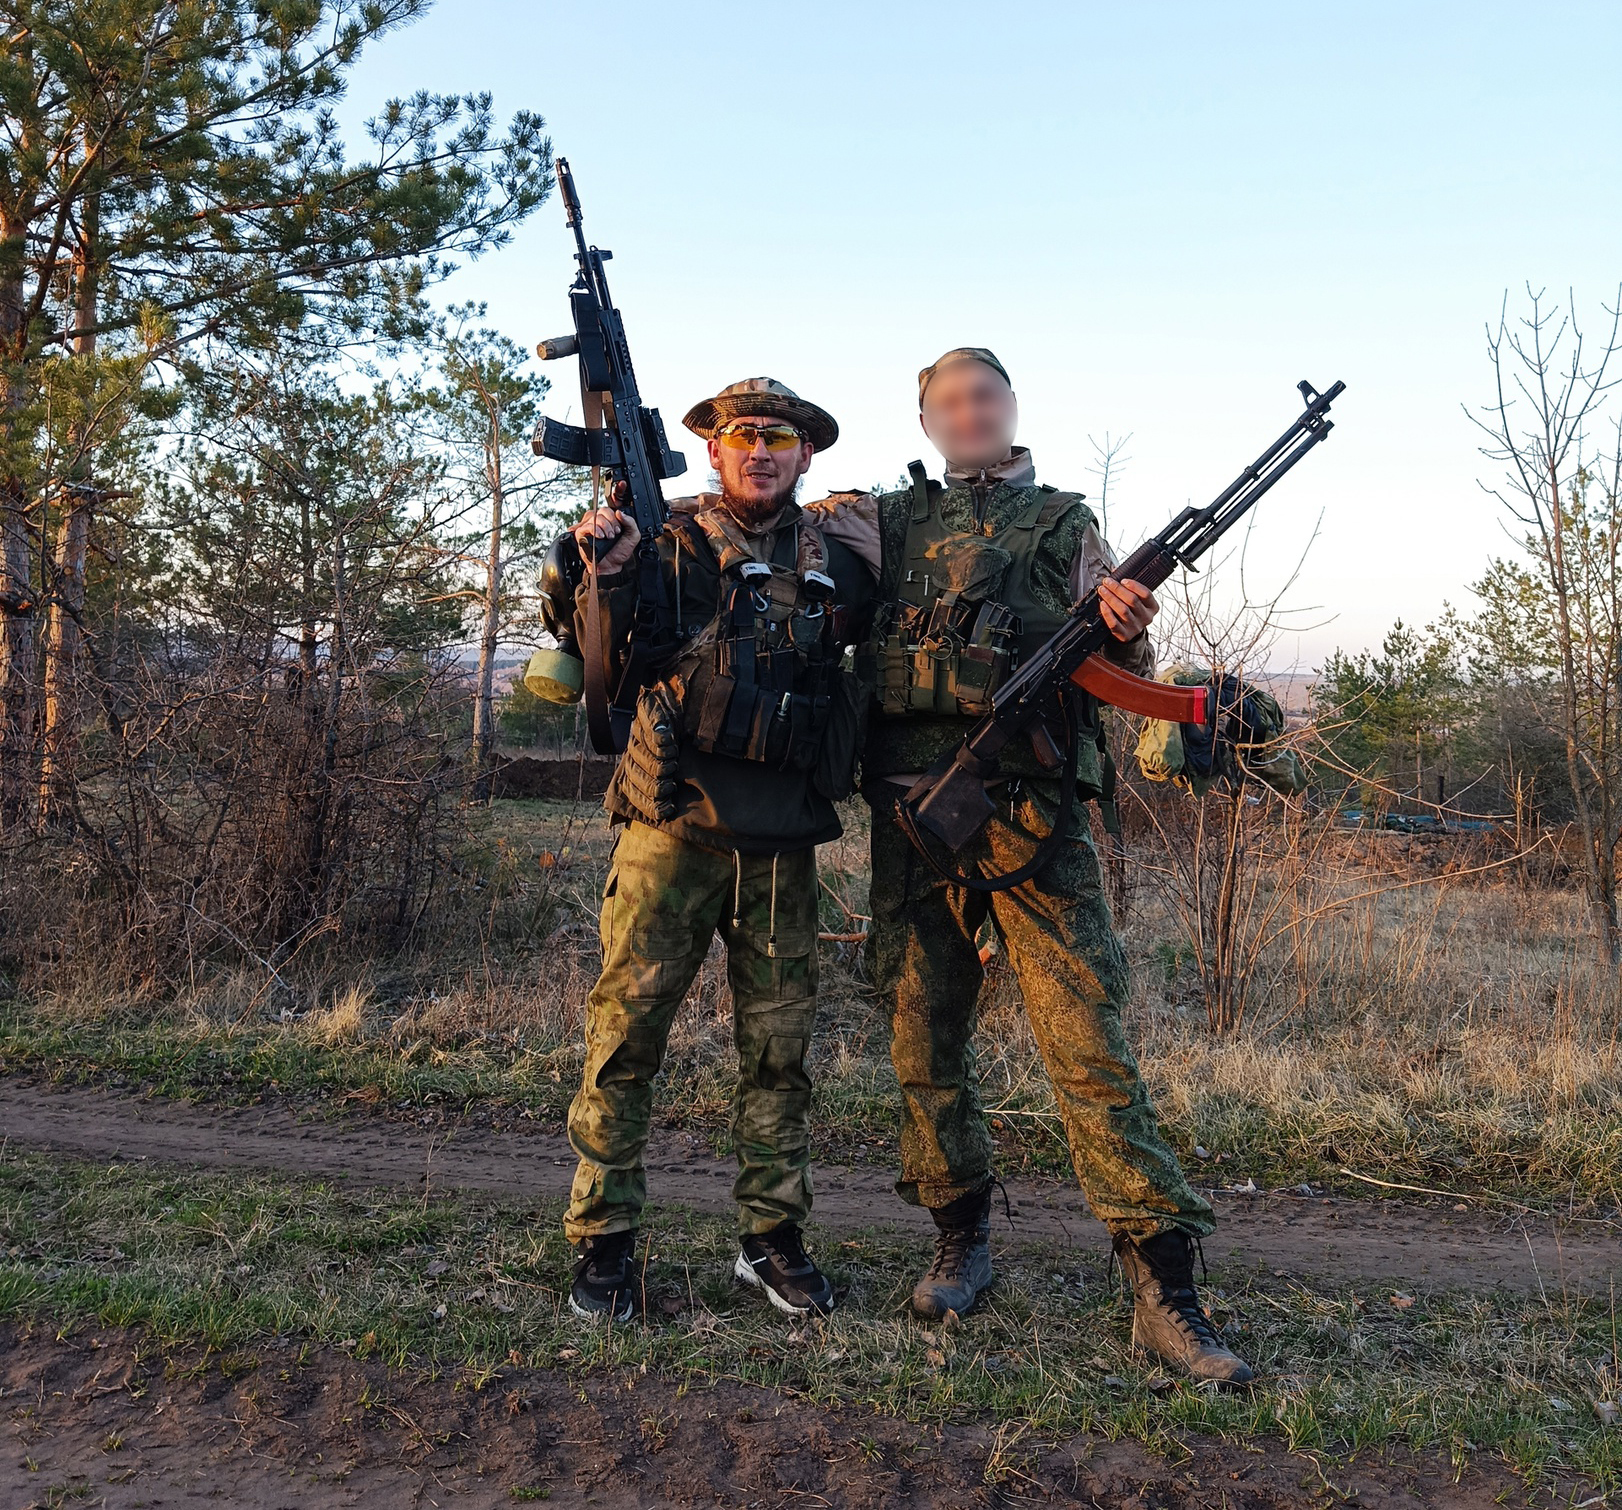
1035, 490, 1092, 528
663, 510, 711, 556
802, 489, 875, 519
801, 490, 882, 582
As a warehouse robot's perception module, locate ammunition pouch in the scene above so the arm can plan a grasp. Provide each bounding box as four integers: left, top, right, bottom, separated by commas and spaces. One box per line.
812, 658, 869, 801
867, 463, 1090, 723
876, 594, 1021, 717
673, 513, 845, 775
620, 683, 683, 822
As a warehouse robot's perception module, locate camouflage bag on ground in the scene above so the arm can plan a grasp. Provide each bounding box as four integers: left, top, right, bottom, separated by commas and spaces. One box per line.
1135, 666, 1306, 798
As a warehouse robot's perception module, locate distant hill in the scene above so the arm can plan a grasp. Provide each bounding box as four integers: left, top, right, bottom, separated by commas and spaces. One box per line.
1256, 671, 1315, 718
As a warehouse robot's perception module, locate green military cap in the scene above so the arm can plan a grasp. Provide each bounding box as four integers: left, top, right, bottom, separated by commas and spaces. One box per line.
917, 347, 1012, 407
682, 376, 839, 452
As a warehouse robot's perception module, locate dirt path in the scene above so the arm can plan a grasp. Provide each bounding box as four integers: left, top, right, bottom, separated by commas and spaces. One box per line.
2, 1077, 1617, 1293
0, 1324, 1588, 1510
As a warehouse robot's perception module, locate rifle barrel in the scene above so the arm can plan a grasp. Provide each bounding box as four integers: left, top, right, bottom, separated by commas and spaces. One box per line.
558, 156, 581, 226
991, 379, 1344, 721
1161, 379, 1344, 563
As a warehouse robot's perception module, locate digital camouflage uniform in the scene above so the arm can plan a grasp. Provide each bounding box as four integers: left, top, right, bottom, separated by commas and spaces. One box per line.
565, 488, 875, 1244
807, 449, 1214, 1242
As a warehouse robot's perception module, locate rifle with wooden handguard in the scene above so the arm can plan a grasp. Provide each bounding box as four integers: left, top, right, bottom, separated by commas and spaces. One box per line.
901, 378, 1346, 854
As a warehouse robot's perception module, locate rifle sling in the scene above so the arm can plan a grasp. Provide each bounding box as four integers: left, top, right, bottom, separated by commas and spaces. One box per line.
582, 561, 617, 753
896, 691, 1083, 895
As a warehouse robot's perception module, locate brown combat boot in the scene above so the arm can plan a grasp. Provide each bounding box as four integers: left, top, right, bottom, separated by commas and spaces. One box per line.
1114, 1229, 1254, 1384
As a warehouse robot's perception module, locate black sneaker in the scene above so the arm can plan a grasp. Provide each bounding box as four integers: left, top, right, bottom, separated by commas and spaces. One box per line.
569, 1230, 640, 1321
734, 1223, 835, 1317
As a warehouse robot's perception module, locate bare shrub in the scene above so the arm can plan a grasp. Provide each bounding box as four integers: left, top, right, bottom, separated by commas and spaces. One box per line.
0, 364, 473, 1003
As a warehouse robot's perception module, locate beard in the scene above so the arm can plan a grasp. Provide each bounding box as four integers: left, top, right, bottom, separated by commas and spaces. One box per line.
716, 475, 801, 529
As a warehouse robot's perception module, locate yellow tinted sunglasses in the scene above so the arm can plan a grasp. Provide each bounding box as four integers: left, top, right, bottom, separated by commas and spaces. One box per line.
716, 422, 805, 452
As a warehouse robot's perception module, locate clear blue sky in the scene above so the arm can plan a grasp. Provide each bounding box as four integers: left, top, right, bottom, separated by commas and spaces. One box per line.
342, 1, 1622, 669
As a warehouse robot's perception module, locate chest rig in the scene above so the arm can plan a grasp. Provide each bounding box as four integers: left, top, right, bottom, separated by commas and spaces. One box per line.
873, 461, 1089, 718
672, 506, 843, 771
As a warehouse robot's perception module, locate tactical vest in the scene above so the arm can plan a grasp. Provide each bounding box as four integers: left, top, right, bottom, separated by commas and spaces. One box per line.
870, 462, 1092, 719
671, 506, 844, 771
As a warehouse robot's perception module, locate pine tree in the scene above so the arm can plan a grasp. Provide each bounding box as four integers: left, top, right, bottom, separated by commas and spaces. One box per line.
0, 0, 551, 826
410, 307, 579, 801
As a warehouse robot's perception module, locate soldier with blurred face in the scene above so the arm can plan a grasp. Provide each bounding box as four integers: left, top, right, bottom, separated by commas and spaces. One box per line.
806, 349, 1252, 1383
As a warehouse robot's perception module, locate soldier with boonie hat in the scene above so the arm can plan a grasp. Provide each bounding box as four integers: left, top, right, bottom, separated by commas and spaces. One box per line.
681, 375, 840, 453
558, 374, 876, 1326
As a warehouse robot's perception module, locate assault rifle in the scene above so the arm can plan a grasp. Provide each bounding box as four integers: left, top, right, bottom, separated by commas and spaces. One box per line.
900, 379, 1346, 861
530, 157, 688, 753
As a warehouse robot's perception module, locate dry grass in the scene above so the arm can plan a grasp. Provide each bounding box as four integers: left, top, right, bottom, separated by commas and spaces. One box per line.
4, 795, 1622, 1486
297, 984, 370, 1047
4, 795, 1620, 1209
968, 866, 1622, 1204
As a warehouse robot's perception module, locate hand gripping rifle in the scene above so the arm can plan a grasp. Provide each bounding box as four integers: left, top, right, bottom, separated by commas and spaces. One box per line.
897, 378, 1346, 884
531, 157, 688, 753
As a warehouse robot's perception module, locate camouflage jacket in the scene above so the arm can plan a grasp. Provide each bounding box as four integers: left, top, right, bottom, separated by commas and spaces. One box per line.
804, 449, 1153, 786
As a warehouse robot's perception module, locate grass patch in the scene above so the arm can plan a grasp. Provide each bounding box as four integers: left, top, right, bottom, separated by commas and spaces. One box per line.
0, 1149, 1618, 1491
4, 974, 1621, 1211
3, 799, 1621, 1209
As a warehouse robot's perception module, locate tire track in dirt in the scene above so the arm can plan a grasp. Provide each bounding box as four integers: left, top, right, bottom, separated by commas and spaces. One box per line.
2, 1077, 1616, 1293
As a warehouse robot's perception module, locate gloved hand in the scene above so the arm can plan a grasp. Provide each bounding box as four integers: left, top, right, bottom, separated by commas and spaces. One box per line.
620, 683, 683, 823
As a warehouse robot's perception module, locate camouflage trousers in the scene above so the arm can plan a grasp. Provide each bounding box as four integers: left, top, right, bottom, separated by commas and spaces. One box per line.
865, 778, 1214, 1241
565, 820, 820, 1242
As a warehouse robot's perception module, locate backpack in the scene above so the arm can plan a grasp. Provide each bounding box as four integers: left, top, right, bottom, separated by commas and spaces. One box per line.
1135, 666, 1307, 798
